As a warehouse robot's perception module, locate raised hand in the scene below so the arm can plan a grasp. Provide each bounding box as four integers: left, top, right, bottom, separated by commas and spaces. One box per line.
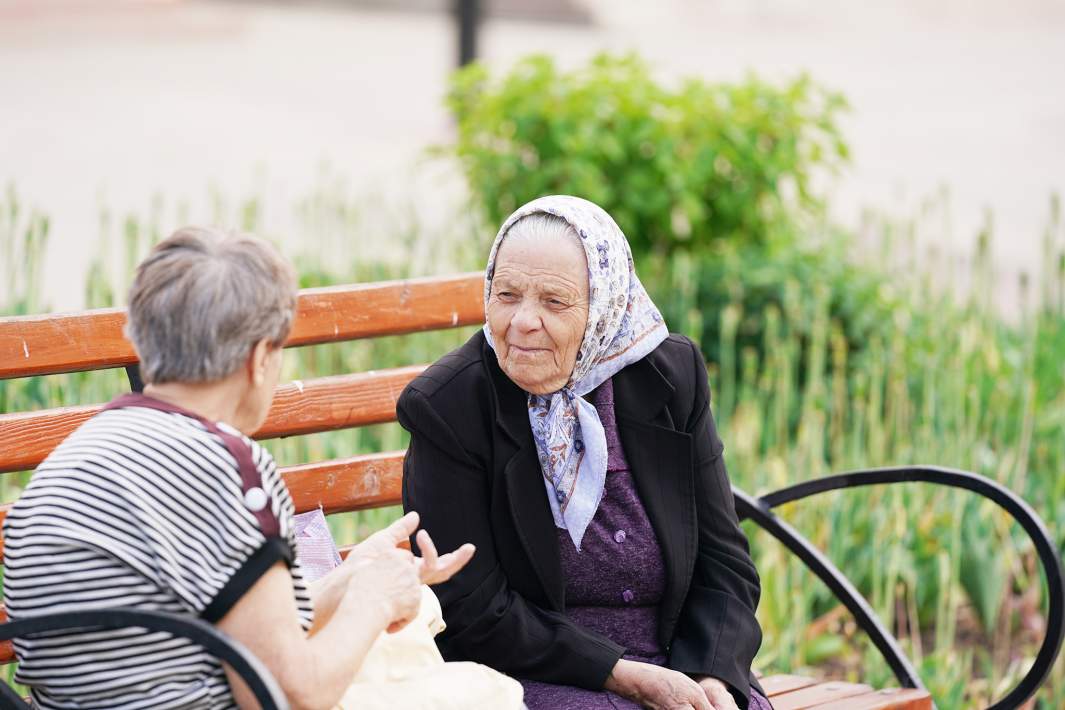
344, 511, 475, 586
348, 511, 421, 562
345, 548, 422, 633
414, 527, 476, 585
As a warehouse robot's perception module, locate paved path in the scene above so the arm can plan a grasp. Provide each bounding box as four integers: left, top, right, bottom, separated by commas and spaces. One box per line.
1, 0, 1062, 312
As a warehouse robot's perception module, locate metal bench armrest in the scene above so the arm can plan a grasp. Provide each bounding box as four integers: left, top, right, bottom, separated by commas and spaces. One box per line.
734, 465, 1065, 710
0, 608, 289, 710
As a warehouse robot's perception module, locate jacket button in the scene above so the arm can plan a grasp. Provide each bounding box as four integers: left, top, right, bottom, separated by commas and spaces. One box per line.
622, 589, 634, 604
613, 529, 627, 544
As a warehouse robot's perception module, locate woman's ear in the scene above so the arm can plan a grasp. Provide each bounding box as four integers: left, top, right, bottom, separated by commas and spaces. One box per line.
249, 339, 271, 387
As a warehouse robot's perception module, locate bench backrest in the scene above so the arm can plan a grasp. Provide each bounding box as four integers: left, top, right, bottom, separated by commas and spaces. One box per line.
0, 272, 486, 664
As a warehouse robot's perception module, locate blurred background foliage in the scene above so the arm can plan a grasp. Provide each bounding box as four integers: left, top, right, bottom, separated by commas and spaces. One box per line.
448, 54, 849, 253
2, 52, 1064, 708
447, 54, 886, 367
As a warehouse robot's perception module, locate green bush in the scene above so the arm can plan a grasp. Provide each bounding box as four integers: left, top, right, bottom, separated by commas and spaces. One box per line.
447, 53, 849, 255
445, 53, 886, 367
642, 233, 896, 377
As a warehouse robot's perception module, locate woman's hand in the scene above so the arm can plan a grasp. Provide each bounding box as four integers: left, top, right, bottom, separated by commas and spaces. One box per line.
694, 676, 740, 710
605, 659, 713, 710
414, 527, 475, 585
344, 548, 422, 633
345, 510, 475, 586
348, 511, 422, 562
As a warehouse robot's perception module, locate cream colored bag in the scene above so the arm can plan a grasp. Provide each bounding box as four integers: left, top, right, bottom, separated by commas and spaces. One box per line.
335, 586, 524, 710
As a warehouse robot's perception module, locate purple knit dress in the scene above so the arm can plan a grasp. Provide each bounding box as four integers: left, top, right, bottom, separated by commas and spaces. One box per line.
520, 379, 772, 710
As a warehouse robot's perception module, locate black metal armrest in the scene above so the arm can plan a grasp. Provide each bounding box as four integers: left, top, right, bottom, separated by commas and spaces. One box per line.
0, 608, 289, 710
733, 465, 1065, 710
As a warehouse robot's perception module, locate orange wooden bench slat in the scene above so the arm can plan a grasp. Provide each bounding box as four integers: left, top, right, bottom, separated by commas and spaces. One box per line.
286, 273, 483, 348
810, 687, 933, 709
0, 272, 484, 380
0, 308, 131, 379
761, 674, 820, 696
0, 452, 407, 560
0, 404, 99, 474
762, 677, 932, 710
770, 681, 873, 710
255, 366, 424, 439
0, 366, 425, 474
283, 451, 404, 515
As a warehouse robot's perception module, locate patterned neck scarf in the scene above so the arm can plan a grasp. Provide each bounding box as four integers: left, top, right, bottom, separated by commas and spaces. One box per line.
484, 195, 668, 550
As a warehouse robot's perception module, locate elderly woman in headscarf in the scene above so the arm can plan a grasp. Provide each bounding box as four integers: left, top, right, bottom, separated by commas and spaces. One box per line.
398, 196, 771, 710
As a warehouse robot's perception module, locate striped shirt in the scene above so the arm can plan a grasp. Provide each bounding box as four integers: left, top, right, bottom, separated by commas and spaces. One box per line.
3, 401, 314, 709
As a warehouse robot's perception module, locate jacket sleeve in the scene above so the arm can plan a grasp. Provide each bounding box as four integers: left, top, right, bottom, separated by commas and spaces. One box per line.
397, 387, 626, 689
667, 338, 763, 707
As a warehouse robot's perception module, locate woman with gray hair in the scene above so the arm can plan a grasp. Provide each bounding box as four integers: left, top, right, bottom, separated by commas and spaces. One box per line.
3, 227, 474, 709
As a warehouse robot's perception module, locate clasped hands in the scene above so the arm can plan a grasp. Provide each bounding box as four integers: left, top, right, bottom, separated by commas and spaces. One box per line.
606, 659, 740, 710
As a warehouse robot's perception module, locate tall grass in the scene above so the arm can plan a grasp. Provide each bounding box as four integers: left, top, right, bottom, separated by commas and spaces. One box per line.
0, 184, 1062, 707
705, 197, 1065, 707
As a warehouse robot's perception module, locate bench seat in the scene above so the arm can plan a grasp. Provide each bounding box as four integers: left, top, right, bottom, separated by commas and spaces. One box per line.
759, 675, 931, 709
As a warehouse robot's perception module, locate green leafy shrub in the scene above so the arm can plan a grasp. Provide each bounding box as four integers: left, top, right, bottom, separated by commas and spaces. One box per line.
643, 233, 896, 376
445, 53, 887, 367
447, 53, 849, 255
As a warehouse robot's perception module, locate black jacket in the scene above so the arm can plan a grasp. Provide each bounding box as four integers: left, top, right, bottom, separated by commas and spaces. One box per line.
398, 331, 763, 706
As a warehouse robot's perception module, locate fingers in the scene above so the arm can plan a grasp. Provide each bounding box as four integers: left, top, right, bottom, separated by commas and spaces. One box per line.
386, 590, 419, 633
416, 528, 438, 569
677, 692, 712, 710
695, 677, 738, 710
413, 527, 476, 585
692, 689, 715, 710
347, 549, 421, 634
705, 687, 738, 710
384, 511, 420, 543
347, 511, 421, 566
385, 619, 409, 633
385, 552, 421, 633
426, 543, 476, 583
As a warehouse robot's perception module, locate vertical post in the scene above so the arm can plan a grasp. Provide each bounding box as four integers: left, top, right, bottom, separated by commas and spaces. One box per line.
456, 0, 480, 67
125, 364, 144, 393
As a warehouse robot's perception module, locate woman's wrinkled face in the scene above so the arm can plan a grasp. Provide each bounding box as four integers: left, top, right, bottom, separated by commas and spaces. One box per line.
488, 233, 589, 395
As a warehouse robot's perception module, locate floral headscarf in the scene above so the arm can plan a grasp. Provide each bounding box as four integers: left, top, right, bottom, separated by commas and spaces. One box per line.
484, 195, 669, 550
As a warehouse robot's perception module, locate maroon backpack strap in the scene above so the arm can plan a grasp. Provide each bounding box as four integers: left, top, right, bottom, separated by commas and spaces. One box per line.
103, 393, 281, 538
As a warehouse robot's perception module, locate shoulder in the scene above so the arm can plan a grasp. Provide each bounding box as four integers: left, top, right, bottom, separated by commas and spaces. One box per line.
41, 406, 221, 474
651, 333, 702, 363
7, 408, 226, 553
399, 332, 492, 419
397, 332, 496, 458
628, 333, 710, 430
402, 331, 487, 399
25, 407, 245, 509
643, 333, 705, 389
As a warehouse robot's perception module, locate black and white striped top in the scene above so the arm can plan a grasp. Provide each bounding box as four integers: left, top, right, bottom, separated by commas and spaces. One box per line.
3, 400, 314, 709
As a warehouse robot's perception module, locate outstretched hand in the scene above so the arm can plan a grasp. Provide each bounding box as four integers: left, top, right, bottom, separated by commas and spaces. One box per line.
347, 511, 475, 585
350, 511, 422, 561
414, 528, 476, 585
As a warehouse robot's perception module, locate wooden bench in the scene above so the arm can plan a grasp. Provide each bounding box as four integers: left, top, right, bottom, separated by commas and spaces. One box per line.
2, 272, 1062, 709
